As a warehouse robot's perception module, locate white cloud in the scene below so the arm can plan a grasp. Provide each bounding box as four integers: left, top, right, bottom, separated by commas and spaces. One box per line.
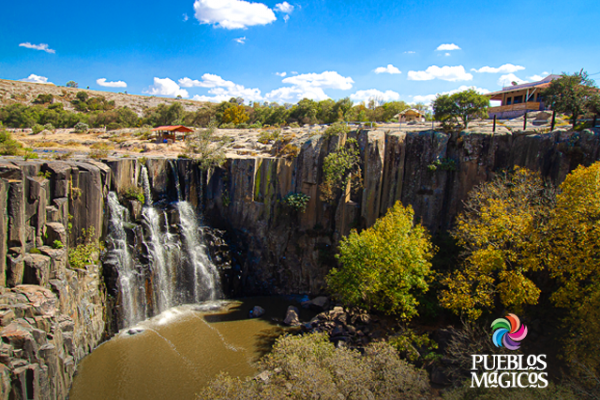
412, 85, 490, 106
19, 74, 54, 85
265, 86, 328, 103
145, 77, 189, 98
283, 14, 290, 23
96, 78, 127, 88
408, 65, 473, 81
404, 51, 416, 54
193, 0, 276, 29
497, 74, 527, 87
471, 64, 525, 74
275, 72, 287, 77
282, 71, 354, 90
350, 89, 400, 104
275, 2, 294, 13
183, 13, 189, 21
181, 74, 262, 102
436, 43, 460, 51
19, 42, 55, 54
264, 71, 354, 103
234, 36, 246, 44
528, 72, 549, 81
444, 53, 450, 57
374, 64, 401, 74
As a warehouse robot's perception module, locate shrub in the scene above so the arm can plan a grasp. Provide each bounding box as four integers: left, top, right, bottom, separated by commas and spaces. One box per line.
198, 332, 430, 400
327, 201, 434, 319
74, 122, 89, 133
52, 240, 64, 249
282, 193, 310, 213
123, 185, 145, 204
322, 121, 350, 139
32, 124, 44, 135
43, 123, 55, 132
257, 129, 281, 144
184, 121, 226, 169
89, 143, 113, 159
68, 227, 102, 269
23, 151, 38, 161
427, 158, 456, 172
0, 129, 24, 155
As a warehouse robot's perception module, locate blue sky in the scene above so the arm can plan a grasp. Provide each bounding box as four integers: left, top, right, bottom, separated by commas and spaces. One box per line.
2, 0, 599, 105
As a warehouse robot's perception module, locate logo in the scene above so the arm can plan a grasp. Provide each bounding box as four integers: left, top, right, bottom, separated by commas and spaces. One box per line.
491, 313, 528, 350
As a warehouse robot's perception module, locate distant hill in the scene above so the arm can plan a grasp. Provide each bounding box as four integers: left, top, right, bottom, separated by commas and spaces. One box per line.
0, 78, 207, 116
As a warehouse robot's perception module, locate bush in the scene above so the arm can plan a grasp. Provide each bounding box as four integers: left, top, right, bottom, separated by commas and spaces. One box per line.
74, 122, 89, 133
322, 122, 350, 139
23, 151, 38, 161
43, 123, 55, 132
427, 158, 456, 172
282, 193, 310, 213
257, 129, 281, 144
123, 185, 145, 204
68, 227, 102, 269
327, 201, 434, 319
32, 124, 44, 135
198, 333, 430, 400
52, 240, 64, 249
89, 143, 113, 159
0, 129, 24, 155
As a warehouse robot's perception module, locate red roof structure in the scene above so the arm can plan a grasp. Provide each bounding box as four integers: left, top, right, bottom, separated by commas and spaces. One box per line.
151, 125, 194, 133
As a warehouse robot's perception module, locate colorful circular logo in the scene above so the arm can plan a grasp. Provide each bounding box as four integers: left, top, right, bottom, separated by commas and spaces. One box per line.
491, 313, 528, 350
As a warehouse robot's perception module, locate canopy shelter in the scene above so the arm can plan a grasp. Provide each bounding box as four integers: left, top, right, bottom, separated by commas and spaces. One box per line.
151, 125, 194, 143
486, 75, 561, 119
397, 109, 426, 123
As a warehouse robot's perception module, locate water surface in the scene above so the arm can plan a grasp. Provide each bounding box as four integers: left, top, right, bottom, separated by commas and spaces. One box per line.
69, 298, 309, 400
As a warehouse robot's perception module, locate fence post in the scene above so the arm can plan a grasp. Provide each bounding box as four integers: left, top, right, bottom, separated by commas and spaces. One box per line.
523, 112, 528, 130
493, 115, 497, 133
551, 110, 556, 131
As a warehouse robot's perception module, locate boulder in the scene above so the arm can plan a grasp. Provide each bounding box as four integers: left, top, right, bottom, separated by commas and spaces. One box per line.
283, 306, 300, 326
249, 306, 265, 318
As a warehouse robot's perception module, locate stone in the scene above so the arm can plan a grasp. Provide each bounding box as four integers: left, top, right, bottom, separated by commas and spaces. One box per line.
45, 223, 67, 249
284, 305, 300, 326
307, 296, 329, 311
249, 306, 265, 318
23, 254, 51, 287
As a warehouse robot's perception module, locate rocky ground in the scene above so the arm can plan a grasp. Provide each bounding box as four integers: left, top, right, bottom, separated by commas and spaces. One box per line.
6, 110, 563, 162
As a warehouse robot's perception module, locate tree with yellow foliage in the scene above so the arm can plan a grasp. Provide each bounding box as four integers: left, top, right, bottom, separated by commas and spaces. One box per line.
545, 162, 600, 380
221, 104, 249, 125
440, 167, 556, 320
327, 202, 434, 320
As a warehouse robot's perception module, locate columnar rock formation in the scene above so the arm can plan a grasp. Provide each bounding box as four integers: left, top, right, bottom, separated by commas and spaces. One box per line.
0, 159, 109, 399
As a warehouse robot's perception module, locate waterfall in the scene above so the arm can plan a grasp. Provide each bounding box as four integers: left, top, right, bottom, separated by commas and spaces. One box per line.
177, 201, 220, 302
140, 165, 153, 206
169, 161, 221, 302
107, 192, 146, 327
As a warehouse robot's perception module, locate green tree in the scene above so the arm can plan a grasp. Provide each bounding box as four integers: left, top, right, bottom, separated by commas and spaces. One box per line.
221, 104, 249, 125
433, 89, 489, 128
545, 162, 600, 380
66, 81, 78, 88
542, 70, 598, 127
327, 201, 434, 319
440, 167, 555, 320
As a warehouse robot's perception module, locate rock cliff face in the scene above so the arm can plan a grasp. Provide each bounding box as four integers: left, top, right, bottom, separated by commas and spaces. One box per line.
0, 159, 109, 400
118, 128, 600, 296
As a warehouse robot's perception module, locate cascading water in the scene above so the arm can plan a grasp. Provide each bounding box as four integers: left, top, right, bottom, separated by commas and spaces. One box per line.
169, 161, 221, 302
107, 192, 146, 327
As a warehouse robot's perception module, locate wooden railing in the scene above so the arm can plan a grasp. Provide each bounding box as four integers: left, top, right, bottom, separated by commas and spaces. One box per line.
489, 102, 542, 113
